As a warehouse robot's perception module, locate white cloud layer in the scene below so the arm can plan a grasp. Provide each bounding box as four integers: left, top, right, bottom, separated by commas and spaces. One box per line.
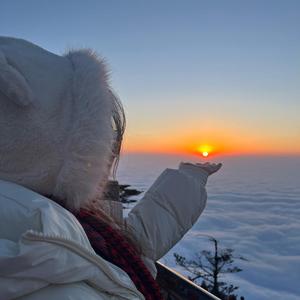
119, 154, 300, 300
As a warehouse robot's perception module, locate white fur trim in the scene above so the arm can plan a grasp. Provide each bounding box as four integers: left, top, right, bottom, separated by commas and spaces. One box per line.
53, 50, 115, 210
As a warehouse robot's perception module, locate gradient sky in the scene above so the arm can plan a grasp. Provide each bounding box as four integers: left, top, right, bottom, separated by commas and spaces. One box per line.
1, 0, 299, 156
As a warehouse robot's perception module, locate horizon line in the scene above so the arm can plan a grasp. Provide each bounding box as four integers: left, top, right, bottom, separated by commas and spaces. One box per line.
121, 150, 300, 158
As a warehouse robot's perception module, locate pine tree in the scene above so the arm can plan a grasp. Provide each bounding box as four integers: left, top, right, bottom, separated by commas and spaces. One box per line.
174, 236, 246, 299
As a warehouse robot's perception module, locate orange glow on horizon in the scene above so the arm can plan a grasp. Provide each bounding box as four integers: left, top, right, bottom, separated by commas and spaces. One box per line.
122, 127, 300, 157
122, 144, 300, 157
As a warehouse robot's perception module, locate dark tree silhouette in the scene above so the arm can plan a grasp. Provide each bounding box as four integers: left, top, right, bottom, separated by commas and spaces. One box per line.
174, 236, 246, 299
119, 184, 142, 203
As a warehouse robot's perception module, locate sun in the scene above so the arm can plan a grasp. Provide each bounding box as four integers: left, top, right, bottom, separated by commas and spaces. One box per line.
196, 145, 213, 157
202, 151, 209, 157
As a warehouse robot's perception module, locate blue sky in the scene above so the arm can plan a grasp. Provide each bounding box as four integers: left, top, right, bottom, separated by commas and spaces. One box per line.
1, 0, 299, 154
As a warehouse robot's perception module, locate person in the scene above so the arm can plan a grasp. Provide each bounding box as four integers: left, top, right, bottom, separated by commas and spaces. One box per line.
0, 36, 222, 300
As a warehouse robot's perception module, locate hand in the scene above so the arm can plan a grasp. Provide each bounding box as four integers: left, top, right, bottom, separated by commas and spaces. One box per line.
195, 162, 222, 175
179, 162, 222, 184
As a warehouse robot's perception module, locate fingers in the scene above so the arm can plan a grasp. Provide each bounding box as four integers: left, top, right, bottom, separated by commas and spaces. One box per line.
195, 162, 222, 175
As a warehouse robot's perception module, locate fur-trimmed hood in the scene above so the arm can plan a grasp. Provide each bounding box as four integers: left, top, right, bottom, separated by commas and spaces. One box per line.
0, 37, 118, 210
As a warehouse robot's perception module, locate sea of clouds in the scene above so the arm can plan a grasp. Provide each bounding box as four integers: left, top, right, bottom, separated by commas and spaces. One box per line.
118, 154, 300, 300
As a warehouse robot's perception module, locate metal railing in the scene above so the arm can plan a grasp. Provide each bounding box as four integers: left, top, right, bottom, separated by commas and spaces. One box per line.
156, 262, 221, 300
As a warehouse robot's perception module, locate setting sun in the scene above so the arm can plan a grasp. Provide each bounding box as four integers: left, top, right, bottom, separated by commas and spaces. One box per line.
196, 145, 213, 157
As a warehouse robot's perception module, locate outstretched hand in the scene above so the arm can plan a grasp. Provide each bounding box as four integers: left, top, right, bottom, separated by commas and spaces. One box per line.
196, 162, 222, 175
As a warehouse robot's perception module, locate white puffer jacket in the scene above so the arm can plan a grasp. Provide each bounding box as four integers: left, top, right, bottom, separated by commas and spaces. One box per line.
0, 163, 209, 300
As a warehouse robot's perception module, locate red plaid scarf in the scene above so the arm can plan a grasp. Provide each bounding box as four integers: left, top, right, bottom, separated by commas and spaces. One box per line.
75, 208, 163, 300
